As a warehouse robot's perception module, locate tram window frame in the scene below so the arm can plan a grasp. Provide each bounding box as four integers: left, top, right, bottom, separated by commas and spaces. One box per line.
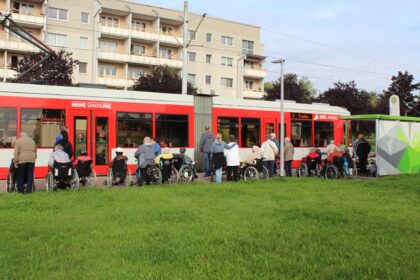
116, 112, 152, 148
0, 107, 17, 148
217, 117, 239, 143
291, 120, 312, 147
241, 118, 261, 147
314, 121, 334, 147
20, 108, 65, 147
155, 114, 189, 147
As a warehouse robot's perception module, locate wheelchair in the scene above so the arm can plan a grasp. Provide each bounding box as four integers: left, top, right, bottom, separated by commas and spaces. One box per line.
46, 161, 79, 192
297, 157, 322, 177
138, 164, 163, 186
105, 158, 131, 187
173, 154, 198, 183
6, 159, 35, 193
324, 157, 345, 179
159, 157, 179, 184
240, 158, 269, 181
75, 160, 97, 187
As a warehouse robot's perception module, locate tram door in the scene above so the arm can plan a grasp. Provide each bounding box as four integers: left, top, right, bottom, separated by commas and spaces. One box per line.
70, 110, 111, 175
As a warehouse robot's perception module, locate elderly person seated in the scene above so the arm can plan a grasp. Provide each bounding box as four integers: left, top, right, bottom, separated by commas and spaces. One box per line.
155, 147, 174, 165
48, 144, 71, 169
245, 146, 262, 165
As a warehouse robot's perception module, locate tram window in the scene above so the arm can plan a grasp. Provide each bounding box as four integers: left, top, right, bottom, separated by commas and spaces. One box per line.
217, 117, 238, 143
117, 112, 152, 147
265, 123, 274, 135
0, 108, 17, 148
241, 118, 260, 147
20, 108, 65, 147
95, 117, 109, 165
156, 114, 188, 147
291, 120, 312, 147
314, 122, 334, 147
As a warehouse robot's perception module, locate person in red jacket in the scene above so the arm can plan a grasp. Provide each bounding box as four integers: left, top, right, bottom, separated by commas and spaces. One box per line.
327, 147, 343, 164
302, 147, 321, 172
73, 148, 92, 167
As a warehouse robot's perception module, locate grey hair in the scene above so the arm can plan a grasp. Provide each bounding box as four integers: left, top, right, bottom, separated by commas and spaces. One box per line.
143, 136, 151, 144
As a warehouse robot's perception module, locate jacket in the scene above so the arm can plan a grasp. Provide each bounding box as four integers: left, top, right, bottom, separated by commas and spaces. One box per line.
58, 139, 73, 159
199, 132, 215, 154
48, 150, 70, 168
13, 136, 37, 165
328, 151, 343, 163
284, 142, 294, 161
246, 147, 262, 164
325, 143, 337, 155
260, 140, 278, 161
225, 142, 239, 166
135, 144, 155, 168
211, 140, 227, 153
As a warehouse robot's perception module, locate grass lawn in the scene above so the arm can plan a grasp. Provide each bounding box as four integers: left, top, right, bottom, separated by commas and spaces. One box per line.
0, 176, 419, 279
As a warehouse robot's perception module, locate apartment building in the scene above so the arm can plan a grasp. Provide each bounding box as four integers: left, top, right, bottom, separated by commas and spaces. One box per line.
0, 0, 266, 99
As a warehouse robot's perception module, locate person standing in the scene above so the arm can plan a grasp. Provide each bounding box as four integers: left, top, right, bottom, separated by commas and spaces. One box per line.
224, 135, 239, 181
13, 132, 36, 194
261, 135, 278, 177
211, 133, 227, 183
354, 133, 371, 175
325, 140, 337, 155
152, 137, 162, 156
57, 130, 73, 159
284, 137, 294, 177
270, 133, 280, 150
199, 126, 215, 177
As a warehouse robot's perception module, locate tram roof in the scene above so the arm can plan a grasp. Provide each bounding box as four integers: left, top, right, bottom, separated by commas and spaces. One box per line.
340, 114, 420, 122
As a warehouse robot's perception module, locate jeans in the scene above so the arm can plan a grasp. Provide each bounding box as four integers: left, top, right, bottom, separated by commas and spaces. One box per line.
17, 162, 34, 194
215, 168, 223, 183
226, 166, 239, 181
285, 160, 293, 177
203, 153, 212, 176
264, 160, 275, 177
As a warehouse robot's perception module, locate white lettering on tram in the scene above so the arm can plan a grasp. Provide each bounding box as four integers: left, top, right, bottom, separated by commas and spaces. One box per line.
71, 101, 111, 109
314, 114, 338, 121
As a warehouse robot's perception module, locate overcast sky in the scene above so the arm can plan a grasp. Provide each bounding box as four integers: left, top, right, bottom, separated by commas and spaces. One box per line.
134, 0, 420, 93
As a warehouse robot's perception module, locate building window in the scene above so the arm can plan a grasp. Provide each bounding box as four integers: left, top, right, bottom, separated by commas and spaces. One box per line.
291, 120, 312, 147
79, 37, 88, 49
13, 2, 35, 16
161, 25, 173, 35
314, 122, 334, 147
81, 12, 89, 24
206, 33, 212, 43
0, 107, 17, 148
221, 77, 233, 88
46, 33, 66, 47
117, 112, 152, 147
79, 62, 87, 74
205, 75, 211, 85
244, 80, 254, 90
187, 52, 196, 62
100, 16, 119, 27
188, 30, 196, 41
131, 44, 145, 55
132, 20, 146, 31
99, 64, 117, 77
187, 74, 196, 85
241, 118, 260, 147
221, 36, 234, 47
10, 55, 24, 69
206, 54, 212, 64
48, 7, 68, 20
128, 68, 145, 79
242, 40, 254, 55
99, 40, 118, 52
156, 114, 189, 147
21, 108, 65, 147
221, 56, 233, 67
160, 48, 172, 59
217, 117, 238, 143
244, 60, 255, 69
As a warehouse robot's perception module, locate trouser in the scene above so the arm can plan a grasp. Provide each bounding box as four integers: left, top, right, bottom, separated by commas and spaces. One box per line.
359, 156, 368, 174
226, 166, 239, 181
203, 153, 212, 176
264, 160, 275, 177
17, 162, 34, 194
285, 160, 293, 177
215, 168, 223, 183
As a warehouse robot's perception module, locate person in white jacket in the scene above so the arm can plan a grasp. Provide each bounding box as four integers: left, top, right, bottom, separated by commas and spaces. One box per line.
260, 135, 279, 177
224, 135, 240, 181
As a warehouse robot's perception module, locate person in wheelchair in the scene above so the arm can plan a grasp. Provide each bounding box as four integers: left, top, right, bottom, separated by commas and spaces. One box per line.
322, 147, 344, 175
47, 144, 73, 190
135, 137, 156, 186
245, 146, 262, 165
302, 148, 321, 174
73, 148, 93, 185
109, 147, 129, 185
155, 147, 174, 183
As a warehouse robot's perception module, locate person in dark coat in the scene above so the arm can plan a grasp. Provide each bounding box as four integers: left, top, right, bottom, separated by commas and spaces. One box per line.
57, 130, 73, 159
354, 133, 371, 175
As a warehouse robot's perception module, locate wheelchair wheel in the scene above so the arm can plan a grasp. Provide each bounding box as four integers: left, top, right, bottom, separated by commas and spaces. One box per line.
179, 165, 194, 183
87, 169, 97, 187
258, 166, 269, 179
325, 165, 338, 179
244, 166, 259, 181
106, 169, 113, 187
297, 163, 308, 177
45, 172, 54, 192
125, 169, 132, 187
6, 173, 14, 193
149, 167, 162, 185
168, 167, 179, 184
71, 170, 80, 191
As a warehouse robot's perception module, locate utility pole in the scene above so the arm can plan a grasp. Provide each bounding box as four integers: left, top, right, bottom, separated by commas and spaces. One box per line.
181, 1, 188, 94
272, 59, 285, 178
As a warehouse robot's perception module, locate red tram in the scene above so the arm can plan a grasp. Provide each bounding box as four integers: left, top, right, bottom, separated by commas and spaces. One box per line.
0, 83, 350, 179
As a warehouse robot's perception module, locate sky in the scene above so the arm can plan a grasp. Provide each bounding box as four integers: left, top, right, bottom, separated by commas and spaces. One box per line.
133, 0, 420, 93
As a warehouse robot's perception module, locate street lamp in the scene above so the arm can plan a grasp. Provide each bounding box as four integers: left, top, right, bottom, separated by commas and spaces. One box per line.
272, 59, 285, 178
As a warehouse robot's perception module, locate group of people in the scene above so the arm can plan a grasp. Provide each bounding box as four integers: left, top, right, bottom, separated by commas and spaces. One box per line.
199, 126, 296, 183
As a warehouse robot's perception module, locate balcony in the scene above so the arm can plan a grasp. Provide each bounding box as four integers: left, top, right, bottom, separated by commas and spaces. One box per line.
0, 68, 17, 79
97, 77, 135, 88
243, 89, 264, 99
11, 13, 44, 28
98, 51, 182, 68
243, 68, 266, 79
0, 38, 38, 52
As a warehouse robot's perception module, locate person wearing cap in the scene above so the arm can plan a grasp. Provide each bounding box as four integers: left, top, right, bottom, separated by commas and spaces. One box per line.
110, 147, 128, 167
48, 144, 70, 169
261, 135, 278, 177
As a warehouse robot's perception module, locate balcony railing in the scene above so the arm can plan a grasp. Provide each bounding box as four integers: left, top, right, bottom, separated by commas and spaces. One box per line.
98, 50, 182, 68
12, 13, 44, 26
243, 89, 264, 99
0, 68, 17, 79
0, 38, 38, 52
243, 67, 266, 79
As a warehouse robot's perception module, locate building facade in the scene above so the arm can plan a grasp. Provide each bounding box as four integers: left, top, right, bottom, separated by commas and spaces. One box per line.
0, 0, 266, 99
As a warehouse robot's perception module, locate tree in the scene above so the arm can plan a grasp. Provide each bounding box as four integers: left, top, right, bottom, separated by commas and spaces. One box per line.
17, 50, 78, 86
263, 74, 314, 103
132, 66, 197, 94
376, 71, 420, 116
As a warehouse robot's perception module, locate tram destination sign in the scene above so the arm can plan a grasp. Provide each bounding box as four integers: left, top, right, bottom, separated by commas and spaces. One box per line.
71, 101, 112, 109
291, 113, 312, 119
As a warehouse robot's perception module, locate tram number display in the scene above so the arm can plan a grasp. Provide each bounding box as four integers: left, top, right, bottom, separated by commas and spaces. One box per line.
291, 113, 312, 120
